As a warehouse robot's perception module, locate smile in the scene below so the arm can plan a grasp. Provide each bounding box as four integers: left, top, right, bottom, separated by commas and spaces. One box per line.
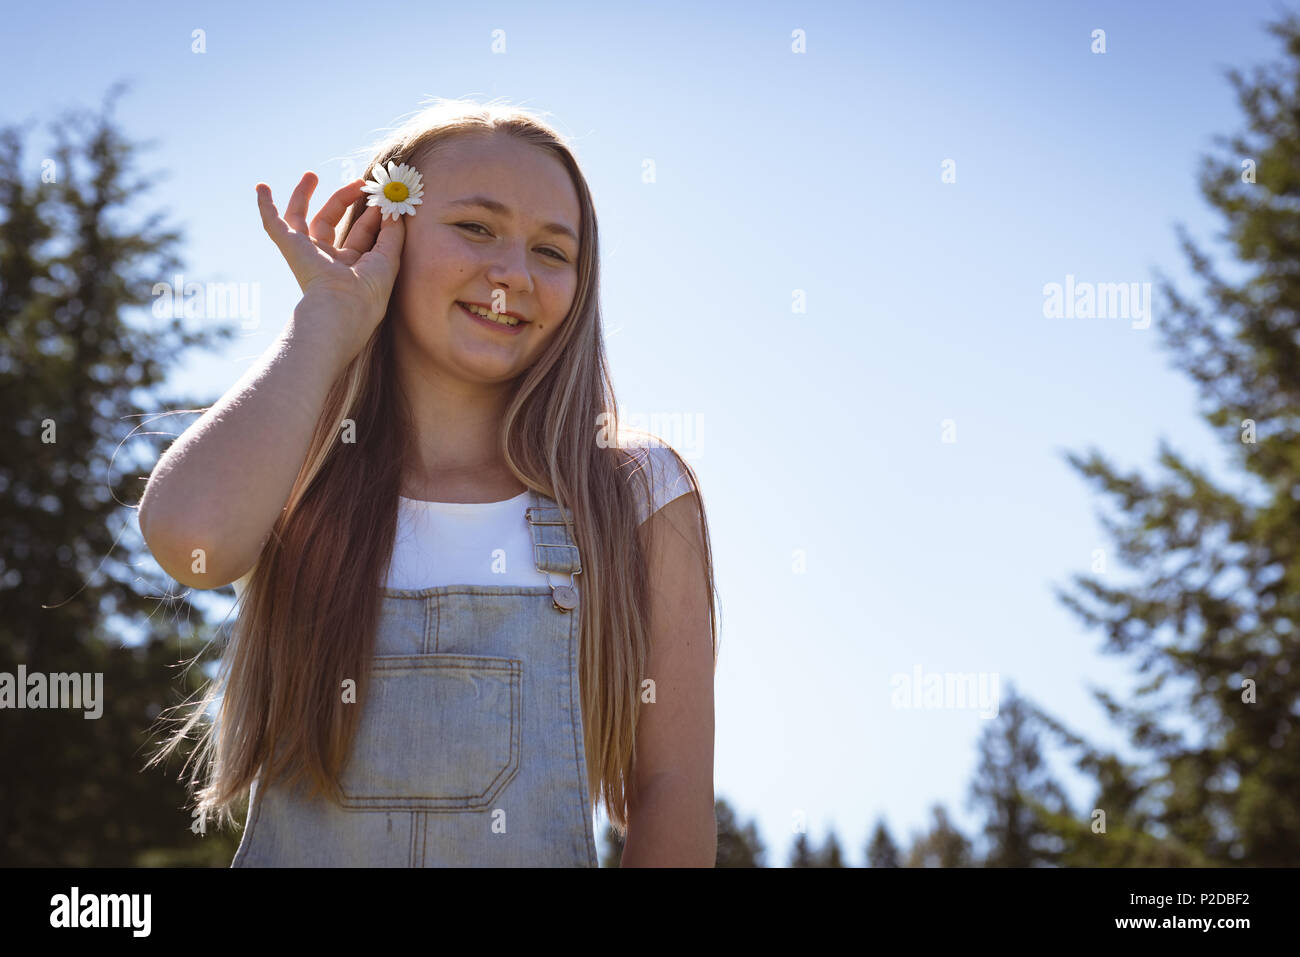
457, 301, 524, 328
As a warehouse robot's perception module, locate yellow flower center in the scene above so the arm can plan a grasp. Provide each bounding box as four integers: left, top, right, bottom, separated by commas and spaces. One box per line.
383, 181, 409, 202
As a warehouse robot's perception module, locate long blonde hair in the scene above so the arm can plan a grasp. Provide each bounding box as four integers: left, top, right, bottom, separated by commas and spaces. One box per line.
146, 98, 720, 839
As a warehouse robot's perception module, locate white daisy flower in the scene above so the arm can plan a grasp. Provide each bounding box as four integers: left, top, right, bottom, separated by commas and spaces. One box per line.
360, 161, 424, 221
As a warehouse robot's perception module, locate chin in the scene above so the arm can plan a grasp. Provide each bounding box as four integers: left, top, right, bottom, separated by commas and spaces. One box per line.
447, 351, 526, 384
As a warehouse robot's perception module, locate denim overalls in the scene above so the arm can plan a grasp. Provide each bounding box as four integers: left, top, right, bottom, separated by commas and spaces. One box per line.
231, 489, 598, 867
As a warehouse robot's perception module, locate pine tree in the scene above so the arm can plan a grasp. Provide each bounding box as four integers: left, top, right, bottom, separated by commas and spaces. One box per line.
789, 830, 817, 867
966, 683, 1069, 866
816, 830, 848, 867
905, 805, 972, 867
714, 798, 766, 867
0, 83, 237, 864
867, 817, 901, 867
1036, 13, 1300, 866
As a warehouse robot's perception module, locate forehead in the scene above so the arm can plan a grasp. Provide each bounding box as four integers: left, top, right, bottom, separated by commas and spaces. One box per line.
419, 133, 580, 233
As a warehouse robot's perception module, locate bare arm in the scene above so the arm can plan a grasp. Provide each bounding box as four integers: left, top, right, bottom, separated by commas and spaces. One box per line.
138, 303, 351, 589
621, 492, 717, 866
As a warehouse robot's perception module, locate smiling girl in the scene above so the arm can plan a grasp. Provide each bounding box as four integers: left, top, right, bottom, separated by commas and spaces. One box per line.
139, 99, 719, 867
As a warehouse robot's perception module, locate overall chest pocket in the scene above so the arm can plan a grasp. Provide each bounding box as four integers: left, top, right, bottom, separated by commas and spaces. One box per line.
337, 653, 521, 811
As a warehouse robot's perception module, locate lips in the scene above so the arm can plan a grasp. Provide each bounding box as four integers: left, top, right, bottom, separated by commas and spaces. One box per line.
456, 300, 529, 322
456, 301, 527, 334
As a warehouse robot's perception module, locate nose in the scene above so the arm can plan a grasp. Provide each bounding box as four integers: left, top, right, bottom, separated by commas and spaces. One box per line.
485, 240, 535, 303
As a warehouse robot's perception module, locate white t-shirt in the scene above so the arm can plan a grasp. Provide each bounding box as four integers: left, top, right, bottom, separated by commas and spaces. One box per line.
231, 444, 694, 596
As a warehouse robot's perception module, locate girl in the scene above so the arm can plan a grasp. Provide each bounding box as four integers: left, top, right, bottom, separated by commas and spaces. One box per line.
139, 99, 719, 867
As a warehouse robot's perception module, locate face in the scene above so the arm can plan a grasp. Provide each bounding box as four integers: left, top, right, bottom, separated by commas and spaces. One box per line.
389, 132, 582, 386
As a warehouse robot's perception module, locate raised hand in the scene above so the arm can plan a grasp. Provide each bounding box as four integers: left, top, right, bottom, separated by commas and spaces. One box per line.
256, 170, 407, 363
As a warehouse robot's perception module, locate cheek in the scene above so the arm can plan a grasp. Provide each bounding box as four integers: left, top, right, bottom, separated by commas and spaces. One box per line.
538, 275, 579, 330
399, 235, 472, 294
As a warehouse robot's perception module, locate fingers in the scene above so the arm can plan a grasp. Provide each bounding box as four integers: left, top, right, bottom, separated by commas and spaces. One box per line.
284, 171, 317, 234
310, 179, 365, 246
342, 202, 382, 253
256, 183, 291, 247
358, 211, 405, 281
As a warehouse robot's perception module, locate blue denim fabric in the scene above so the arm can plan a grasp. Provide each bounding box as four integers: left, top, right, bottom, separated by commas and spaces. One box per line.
231, 489, 597, 866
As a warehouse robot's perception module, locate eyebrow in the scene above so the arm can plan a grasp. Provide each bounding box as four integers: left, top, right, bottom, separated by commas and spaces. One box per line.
446, 196, 580, 245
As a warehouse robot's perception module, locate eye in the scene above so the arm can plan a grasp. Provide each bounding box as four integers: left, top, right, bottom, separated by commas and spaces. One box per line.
455, 222, 570, 262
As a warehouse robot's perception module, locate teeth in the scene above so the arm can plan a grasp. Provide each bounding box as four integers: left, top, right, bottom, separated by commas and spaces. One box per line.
462, 302, 519, 326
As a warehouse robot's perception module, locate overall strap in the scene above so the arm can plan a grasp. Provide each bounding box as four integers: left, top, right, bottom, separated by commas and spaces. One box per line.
525, 489, 582, 612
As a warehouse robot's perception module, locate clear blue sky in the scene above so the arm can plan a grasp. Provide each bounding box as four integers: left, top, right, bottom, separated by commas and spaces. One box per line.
5, 0, 1290, 864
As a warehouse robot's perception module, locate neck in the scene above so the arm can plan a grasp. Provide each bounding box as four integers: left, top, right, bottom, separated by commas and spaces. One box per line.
394, 352, 524, 503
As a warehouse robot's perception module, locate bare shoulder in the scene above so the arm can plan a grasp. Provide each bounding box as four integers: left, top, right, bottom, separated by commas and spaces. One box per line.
614, 439, 700, 528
